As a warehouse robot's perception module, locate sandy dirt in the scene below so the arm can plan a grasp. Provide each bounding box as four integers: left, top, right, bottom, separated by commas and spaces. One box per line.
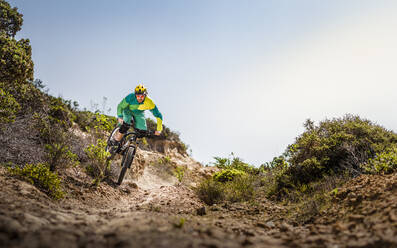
0, 151, 396, 248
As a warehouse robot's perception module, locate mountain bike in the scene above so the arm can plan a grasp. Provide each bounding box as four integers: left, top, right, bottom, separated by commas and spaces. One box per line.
105, 125, 156, 185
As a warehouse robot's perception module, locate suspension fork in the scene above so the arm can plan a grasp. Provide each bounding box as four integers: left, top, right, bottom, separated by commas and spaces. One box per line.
127, 138, 140, 169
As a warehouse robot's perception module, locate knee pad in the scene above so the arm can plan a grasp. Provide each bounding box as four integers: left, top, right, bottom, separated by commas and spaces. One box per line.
119, 122, 131, 134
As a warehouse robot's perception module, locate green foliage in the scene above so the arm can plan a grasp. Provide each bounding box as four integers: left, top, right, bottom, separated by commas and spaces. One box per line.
282, 174, 349, 224
0, 1, 42, 114
212, 153, 259, 174
93, 113, 116, 133
33, 112, 55, 142
8, 163, 64, 199
197, 173, 257, 205
84, 138, 110, 179
197, 153, 259, 204
223, 174, 255, 202
196, 178, 224, 205
73, 110, 95, 131
268, 115, 397, 198
45, 143, 79, 171
213, 168, 246, 183
33, 110, 79, 171
0, 0, 23, 37
158, 155, 171, 165
362, 146, 397, 174
0, 86, 20, 124
47, 97, 76, 128
73, 111, 116, 136
0, 34, 33, 84
179, 141, 189, 154
174, 166, 186, 182
32, 96, 76, 143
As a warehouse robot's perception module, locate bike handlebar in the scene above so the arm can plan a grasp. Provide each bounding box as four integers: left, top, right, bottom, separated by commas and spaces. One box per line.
125, 130, 161, 139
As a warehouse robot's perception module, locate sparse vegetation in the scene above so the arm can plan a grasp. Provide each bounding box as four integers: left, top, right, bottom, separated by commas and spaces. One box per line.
196, 178, 224, 205
8, 163, 64, 199
84, 138, 110, 181
45, 143, 80, 170
158, 155, 171, 165
0, 87, 20, 124
174, 166, 186, 182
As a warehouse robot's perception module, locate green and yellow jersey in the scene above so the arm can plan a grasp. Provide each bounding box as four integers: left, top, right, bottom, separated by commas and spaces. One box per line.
117, 93, 163, 131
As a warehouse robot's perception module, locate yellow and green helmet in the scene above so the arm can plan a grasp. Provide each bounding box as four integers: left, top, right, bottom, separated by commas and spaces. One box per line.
135, 84, 147, 95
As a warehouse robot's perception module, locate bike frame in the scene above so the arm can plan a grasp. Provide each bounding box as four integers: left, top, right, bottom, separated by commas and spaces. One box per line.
118, 130, 153, 162
119, 132, 139, 160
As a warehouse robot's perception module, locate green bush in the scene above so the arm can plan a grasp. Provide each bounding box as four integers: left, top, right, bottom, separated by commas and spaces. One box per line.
197, 173, 257, 205
0, 0, 23, 37
158, 155, 171, 165
213, 168, 246, 182
74, 110, 95, 131
196, 154, 260, 204
0, 34, 33, 84
174, 166, 185, 182
74, 111, 116, 137
196, 178, 224, 205
8, 163, 64, 199
268, 115, 397, 198
45, 143, 79, 171
223, 174, 255, 202
92, 113, 116, 133
362, 147, 397, 174
0, 86, 20, 124
33, 111, 79, 171
213, 153, 259, 174
47, 97, 76, 128
84, 138, 110, 180
0, 1, 44, 113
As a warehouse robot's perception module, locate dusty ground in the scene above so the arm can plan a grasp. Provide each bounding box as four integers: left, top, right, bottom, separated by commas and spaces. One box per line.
0, 150, 396, 248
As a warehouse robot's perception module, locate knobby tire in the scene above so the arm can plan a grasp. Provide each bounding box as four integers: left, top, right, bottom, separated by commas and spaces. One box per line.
117, 146, 135, 185
105, 126, 120, 154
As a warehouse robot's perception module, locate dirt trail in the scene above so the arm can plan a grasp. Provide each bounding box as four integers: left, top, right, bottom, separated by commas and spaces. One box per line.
0, 157, 284, 248
1, 152, 396, 248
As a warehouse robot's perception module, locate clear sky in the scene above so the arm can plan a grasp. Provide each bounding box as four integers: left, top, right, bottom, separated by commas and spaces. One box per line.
9, 0, 397, 166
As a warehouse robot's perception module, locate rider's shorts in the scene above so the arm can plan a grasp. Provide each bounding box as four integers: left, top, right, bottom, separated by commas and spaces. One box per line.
121, 109, 148, 131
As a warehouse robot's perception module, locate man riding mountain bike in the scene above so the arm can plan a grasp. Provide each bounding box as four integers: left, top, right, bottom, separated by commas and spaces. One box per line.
109, 84, 163, 147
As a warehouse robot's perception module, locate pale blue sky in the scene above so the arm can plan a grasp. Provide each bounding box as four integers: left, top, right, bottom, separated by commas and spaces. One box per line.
9, 0, 397, 165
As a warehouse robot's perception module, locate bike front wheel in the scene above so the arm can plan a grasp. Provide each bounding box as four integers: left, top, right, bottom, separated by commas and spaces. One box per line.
105, 126, 120, 154
117, 146, 135, 185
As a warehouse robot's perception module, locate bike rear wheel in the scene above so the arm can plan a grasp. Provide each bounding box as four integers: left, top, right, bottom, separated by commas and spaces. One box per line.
117, 146, 135, 185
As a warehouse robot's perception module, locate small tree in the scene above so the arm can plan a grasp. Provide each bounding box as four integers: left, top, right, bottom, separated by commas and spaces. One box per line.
0, 0, 23, 37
